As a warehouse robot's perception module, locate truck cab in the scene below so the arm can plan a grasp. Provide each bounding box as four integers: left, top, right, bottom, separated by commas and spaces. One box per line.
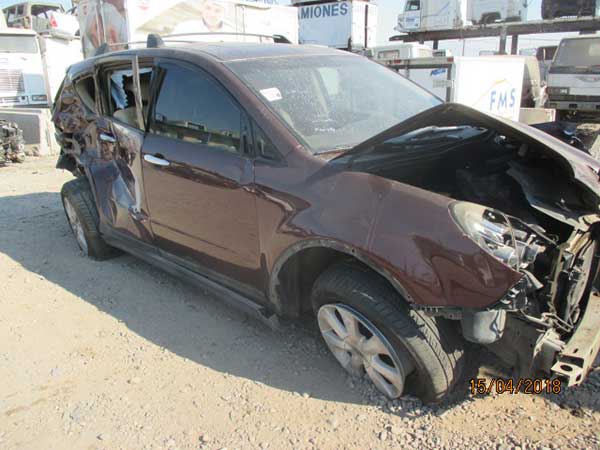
0, 28, 47, 107
3, 1, 64, 31
547, 35, 600, 119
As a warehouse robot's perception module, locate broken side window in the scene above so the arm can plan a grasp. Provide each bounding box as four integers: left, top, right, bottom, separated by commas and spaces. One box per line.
73, 76, 97, 113
102, 65, 152, 130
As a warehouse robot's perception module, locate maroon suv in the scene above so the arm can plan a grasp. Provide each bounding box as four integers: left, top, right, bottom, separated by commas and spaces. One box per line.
53, 41, 600, 402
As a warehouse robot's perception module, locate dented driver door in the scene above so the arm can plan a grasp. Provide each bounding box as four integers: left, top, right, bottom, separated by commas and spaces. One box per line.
91, 55, 155, 250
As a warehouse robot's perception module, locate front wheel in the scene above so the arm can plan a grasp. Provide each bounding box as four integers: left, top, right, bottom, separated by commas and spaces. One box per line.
311, 262, 465, 403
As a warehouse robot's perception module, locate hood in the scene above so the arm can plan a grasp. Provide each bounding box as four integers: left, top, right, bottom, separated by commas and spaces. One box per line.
334, 103, 600, 200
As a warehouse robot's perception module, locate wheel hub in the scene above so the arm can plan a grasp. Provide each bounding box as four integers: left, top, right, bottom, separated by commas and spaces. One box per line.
317, 304, 412, 399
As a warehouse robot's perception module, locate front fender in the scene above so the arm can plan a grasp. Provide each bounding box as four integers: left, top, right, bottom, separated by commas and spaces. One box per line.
365, 176, 522, 309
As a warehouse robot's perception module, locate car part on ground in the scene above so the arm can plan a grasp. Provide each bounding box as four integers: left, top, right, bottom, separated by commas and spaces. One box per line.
52, 42, 600, 403
0, 119, 26, 165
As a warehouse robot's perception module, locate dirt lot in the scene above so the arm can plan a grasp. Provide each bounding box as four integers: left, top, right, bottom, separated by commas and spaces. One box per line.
1, 157, 599, 450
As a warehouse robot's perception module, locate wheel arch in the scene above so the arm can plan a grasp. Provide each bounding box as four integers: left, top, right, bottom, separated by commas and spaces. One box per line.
268, 239, 414, 318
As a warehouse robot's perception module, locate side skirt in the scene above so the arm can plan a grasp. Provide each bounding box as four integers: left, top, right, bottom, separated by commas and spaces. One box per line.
103, 232, 280, 331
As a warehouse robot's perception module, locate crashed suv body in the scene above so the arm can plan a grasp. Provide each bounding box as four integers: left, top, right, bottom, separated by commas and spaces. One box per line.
53, 42, 600, 402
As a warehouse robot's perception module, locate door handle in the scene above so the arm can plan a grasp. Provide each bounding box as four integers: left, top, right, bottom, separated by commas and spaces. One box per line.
99, 133, 116, 144
144, 154, 170, 167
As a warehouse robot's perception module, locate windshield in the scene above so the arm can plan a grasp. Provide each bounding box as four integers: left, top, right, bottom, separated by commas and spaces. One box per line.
0, 35, 38, 53
227, 54, 441, 153
554, 38, 600, 68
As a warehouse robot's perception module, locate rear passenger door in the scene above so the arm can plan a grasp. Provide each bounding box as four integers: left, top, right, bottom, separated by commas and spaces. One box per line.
141, 60, 262, 298
91, 55, 155, 249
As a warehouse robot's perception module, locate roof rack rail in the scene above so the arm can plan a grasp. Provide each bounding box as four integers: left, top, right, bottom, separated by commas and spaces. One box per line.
94, 42, 111, 56
161, 32, 279, 42
95, 32, 290, 54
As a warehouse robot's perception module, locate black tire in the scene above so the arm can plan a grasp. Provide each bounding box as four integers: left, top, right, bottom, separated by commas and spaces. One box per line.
61, 177, 116, 260
311, 262, 465, 403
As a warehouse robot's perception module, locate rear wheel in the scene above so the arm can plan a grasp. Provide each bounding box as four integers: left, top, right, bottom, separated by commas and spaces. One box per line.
311, 262, 465, 403
61, 177, 116, 260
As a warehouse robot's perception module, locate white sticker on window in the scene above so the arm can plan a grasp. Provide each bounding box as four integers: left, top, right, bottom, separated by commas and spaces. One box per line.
260, 87, 282, 102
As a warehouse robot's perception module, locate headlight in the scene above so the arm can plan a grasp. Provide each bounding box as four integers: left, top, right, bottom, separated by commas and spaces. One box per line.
31, 95, 48, 102
548, 87, 569, 95
449, 202, 519, 269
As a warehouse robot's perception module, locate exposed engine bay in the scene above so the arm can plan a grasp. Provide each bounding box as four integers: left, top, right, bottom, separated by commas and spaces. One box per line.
344, 123, 600, 382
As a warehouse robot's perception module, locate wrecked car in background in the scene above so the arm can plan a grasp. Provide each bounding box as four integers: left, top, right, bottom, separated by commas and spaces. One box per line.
52, 40, 600, 402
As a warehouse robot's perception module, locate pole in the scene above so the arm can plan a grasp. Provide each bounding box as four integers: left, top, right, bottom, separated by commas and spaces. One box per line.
510, 34, 519, 55
499, 27, 507, 54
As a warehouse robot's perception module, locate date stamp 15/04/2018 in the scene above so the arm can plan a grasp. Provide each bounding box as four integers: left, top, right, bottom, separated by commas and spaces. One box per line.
469, 378, 563, 395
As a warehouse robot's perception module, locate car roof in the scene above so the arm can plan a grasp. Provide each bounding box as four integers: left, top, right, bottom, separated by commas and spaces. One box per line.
68, 42, 353, 76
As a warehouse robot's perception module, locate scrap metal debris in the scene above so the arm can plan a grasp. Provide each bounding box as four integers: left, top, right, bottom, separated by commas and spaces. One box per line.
0, 120, 26, 166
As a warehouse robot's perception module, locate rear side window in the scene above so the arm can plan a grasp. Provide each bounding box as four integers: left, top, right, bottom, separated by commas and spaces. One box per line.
101, 64, 153, 129
101, 65, 139, 128
73, 76, 97, 113
150, 62, 242, 154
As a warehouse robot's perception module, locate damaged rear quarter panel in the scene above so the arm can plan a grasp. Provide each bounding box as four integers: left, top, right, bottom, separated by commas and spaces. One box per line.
54, 64, 154, 246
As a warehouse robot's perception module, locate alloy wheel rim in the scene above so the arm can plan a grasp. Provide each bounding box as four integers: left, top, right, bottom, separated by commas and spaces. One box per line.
64, 198, 88, 254
317, 304, 411, 399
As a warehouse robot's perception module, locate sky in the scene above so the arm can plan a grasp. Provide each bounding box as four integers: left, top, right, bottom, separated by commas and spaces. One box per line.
0, 0, 574, 54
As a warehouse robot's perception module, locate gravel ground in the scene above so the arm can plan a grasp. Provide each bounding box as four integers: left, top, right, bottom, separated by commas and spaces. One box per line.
1, 157, 599, 450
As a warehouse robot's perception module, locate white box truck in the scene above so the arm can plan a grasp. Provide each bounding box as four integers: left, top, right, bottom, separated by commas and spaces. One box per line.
397, 0, 526, 32
385, 55, 525, 121
0, 28, 82, 107
0, 28, 82, 155
297, 1, 377, 50
397, 0, 470, 32
547, 35, 600, 119
77, 0, 299, 59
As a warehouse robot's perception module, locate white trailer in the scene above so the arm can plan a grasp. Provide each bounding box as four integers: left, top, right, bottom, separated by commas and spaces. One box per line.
384, 55, 525, 121
371, 42, 433, 62
397, 0, 470, 32
397, 0, 527, 32
468, 0, 528, 25
77, 0, 299, 59
296, 1, 377, 50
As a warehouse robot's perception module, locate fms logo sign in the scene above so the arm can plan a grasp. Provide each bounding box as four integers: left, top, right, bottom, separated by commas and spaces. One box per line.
299, 2, 349, 19
489, 85, 518, 113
